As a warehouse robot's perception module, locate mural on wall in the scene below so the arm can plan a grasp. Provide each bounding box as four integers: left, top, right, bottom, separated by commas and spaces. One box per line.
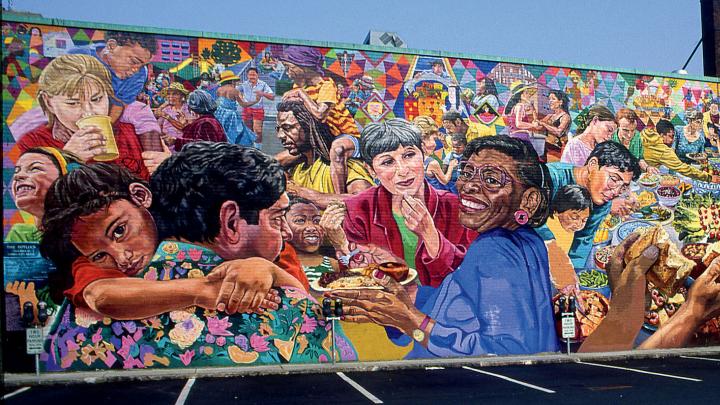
2, 19, 720, 373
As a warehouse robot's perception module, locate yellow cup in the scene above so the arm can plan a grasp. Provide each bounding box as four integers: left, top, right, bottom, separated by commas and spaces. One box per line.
76, 115, 119, 162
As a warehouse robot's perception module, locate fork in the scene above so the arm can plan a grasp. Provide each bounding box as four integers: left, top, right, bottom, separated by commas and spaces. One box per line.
338, 248, 360, 266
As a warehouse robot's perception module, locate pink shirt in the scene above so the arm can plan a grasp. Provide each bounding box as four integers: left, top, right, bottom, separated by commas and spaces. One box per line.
561, 137, 593, 166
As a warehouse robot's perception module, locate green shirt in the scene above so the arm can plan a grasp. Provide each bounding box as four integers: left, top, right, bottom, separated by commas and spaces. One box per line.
612, 131, 644, 160
4, 223, 41, 242
392, 212, 418, 270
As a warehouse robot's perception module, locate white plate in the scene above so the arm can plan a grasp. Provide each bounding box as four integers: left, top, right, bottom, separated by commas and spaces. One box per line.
310, 268, 418, 292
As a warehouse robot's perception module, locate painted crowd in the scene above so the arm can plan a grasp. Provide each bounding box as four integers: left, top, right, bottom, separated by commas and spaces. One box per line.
3, 21, 720, 372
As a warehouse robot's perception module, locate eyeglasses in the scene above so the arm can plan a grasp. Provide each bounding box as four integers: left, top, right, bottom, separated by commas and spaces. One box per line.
605, 171, 630, 194
458, 162, 515, 191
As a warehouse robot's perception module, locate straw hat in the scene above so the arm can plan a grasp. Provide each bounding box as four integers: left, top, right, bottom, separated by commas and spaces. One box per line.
509, 80, 535, 96
161, 82, 189, 97
218, 70, 241, 84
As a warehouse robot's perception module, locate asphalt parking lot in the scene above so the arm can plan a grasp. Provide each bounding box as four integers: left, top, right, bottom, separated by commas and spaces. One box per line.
3, 355, 719, 404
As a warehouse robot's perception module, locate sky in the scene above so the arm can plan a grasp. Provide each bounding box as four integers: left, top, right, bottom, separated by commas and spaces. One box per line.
1, 0, 710, 77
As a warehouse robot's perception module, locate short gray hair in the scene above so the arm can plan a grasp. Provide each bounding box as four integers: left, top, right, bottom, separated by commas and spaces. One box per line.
187, 89, 217, 115
360, 119, 422, 165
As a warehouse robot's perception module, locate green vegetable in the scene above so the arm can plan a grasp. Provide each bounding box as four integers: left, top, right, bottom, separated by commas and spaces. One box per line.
579, 269, 609, 288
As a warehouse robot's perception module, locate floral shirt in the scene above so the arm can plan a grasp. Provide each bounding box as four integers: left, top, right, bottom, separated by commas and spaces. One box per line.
42, 241, 356, 371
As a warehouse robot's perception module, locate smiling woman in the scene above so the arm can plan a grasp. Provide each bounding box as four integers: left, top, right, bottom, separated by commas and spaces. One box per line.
330, 136, 560, 357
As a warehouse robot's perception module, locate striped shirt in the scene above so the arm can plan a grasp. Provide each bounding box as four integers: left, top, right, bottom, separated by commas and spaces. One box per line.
298, 78, 360, 137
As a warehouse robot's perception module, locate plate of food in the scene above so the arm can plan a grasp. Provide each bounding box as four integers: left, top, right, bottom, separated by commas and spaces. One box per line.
630, 204, 673, 225
592, 227, 612, 246
616, 220, 654, 242
673, 192, 720, 242
638, 173, 661, 188
600, 214, 622, 231
632, 190, 657, 208
311, 262, 417, 292
687, 152, 708, 163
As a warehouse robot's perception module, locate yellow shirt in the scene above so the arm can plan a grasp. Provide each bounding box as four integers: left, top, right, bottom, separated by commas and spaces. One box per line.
545, 215, 575, 253
640, 129, 712, 182
291, 158, 373, 194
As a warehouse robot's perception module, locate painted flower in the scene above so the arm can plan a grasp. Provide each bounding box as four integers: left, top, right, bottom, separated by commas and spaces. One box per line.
249, 333, 270, 352
179, 349, 195, 366
176, 250, 186, 261
300, 314, 318, 334
144, 266, 159, 281
234, 335, 249, 351
205, 333, 216, 344
216, 336, 227, 347
188, 248, 204, 262
181, 262, 193, 270
188, 269, 204, 279
168, 314, 204, 349
74, 307, 102, 328
207, 316, 233, 336
80, 342, 107, 366
162, 242, 180, 255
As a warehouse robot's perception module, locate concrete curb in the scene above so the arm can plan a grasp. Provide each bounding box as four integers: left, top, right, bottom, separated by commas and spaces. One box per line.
4, 346, 720, 387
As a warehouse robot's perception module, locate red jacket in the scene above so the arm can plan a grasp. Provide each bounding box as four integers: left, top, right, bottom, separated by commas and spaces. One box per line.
17, 123, 149, 180
343, 182, 477, 287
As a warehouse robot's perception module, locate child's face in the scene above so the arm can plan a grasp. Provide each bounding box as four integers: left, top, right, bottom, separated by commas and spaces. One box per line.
286, 202, 323, 254
71, 197, 158, 276
11, 152, 61, 218
44, 82, 110, 131
557, 208, 590, 232
105, 40, 152, 79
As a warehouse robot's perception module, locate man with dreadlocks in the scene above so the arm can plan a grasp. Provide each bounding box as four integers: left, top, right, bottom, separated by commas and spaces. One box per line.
276, 100, 372, 209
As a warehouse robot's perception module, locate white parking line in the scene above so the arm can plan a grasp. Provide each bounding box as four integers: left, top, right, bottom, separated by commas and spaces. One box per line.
2, 387, 31, 400
680, 355, 720, 362
174, 377, 196, 405
462, 366, 556, 394
576, 361, 702, 382
336, 372, 383, 404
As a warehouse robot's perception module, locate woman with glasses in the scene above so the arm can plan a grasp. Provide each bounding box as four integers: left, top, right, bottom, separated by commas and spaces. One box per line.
329, 136, 561, 356
321, 119, 476, 288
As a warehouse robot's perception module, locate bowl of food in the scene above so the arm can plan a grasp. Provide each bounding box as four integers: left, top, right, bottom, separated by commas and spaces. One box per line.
681, 242, 709, 279
659, 175, 680, 188
311, 262, 416, 292
656, 186, 681, 207
594, 245, 615, 270
577, 268, 611, 299
639, 173, 660, 189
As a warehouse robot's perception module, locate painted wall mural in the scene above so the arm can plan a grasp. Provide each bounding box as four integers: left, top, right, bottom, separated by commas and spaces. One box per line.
3, 18, 720, 373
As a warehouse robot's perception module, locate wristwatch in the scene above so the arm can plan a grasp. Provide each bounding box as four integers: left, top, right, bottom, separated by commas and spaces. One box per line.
412, 315, 431, 342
